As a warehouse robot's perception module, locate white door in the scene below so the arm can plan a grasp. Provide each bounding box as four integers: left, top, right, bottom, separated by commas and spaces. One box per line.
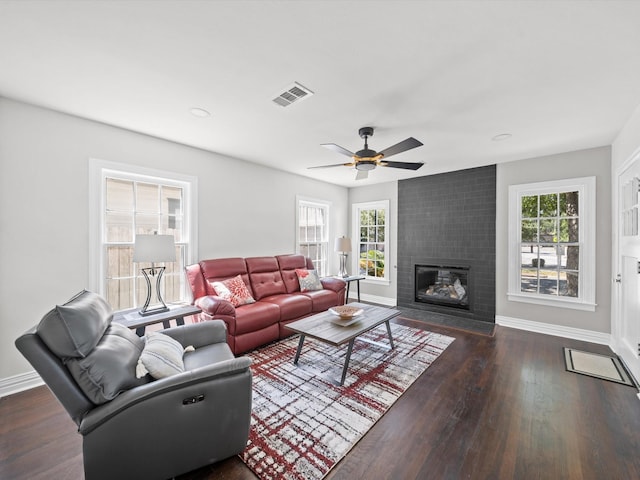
614, 152, 640, 382
621, 256, 640, 354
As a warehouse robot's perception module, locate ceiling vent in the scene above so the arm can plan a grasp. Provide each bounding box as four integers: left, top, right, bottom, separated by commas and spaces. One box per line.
272, 82, 314, 107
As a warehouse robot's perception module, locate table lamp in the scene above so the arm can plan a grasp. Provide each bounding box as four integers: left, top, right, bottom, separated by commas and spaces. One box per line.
133, 234, 176, 316
335, 236, 351, 278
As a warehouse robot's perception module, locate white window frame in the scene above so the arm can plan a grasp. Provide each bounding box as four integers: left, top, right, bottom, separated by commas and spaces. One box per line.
296, 196, 331, 276
507, 176, 596, 311
352, 199, 390, 285
89, 158, 198, 306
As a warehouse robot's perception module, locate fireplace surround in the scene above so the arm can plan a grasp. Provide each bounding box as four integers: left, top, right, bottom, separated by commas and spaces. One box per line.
397, 165, 496, 323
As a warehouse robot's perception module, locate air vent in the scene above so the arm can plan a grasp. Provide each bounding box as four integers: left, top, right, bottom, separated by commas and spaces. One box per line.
272, 82, 314, 107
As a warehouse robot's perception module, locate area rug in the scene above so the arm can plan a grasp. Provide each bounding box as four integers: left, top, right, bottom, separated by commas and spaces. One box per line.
563, 347, 635, 387
240, 323, 455, 480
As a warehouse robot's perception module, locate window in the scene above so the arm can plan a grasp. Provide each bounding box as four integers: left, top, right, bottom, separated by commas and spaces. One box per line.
622, 176, 639, 236
353, 200, 389, 283
508, 177, 595, 311
296, 197, 330, 276
89, 159, 197, 310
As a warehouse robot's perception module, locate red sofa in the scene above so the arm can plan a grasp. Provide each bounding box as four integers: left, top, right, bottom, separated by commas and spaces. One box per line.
185, 254, 347, 355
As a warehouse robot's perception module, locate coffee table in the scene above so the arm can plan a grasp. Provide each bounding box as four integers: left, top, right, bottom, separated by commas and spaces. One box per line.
285, 302, 400, 385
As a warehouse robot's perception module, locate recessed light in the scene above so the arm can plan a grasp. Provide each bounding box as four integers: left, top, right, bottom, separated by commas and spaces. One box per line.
190, 107, 211, 118
492, 133, 512, 141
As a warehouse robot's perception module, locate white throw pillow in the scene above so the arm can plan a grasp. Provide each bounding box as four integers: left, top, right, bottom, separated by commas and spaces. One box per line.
295, 269, 323, 292
136, 332, 188, 379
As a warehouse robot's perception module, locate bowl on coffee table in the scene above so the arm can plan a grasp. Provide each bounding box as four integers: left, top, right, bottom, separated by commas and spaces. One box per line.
328, 305, 364, 324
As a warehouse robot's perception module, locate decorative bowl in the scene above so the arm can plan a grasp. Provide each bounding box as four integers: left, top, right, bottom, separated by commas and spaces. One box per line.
329, 305, 364, 320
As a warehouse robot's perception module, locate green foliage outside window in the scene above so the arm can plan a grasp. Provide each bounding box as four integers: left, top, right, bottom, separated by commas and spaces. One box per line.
520, 191, 579, 297
358, 207, 386, 279
359, 249, 385, 277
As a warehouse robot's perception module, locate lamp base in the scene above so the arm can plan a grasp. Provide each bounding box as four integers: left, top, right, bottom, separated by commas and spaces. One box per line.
138, 305, 170, 317
139, 266, 169, 317
337, 253, 349, 278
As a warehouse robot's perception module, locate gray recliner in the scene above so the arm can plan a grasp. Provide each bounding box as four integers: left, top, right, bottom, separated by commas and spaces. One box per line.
15, 290, 252, 480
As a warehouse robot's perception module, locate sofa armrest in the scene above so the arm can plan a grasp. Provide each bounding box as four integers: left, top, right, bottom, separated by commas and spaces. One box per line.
79, 356, 252, 435
194, 295, 236, 318
161, 320, 227, 348
320, 276, 347, 293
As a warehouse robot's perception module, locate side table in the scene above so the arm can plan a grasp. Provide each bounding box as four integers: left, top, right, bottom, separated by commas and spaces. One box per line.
338, 274, 365, 303
113, 304, 202, 336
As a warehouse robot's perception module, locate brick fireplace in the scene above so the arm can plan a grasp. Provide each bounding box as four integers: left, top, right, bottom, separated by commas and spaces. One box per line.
397, 165, 496, 323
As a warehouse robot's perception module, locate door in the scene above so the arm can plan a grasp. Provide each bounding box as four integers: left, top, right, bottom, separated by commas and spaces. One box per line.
614, 152, 640, 382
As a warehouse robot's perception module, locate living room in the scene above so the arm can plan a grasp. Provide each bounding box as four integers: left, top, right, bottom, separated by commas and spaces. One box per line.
2, 2, 640, 479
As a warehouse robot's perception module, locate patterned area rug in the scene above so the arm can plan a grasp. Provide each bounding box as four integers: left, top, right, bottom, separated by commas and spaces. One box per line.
240, 323, 455, 480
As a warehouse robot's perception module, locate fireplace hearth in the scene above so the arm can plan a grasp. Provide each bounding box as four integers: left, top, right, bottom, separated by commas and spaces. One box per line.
415, 265, 470, 310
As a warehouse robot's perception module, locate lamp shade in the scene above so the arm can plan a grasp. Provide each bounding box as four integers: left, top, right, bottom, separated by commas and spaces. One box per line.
133, 234, 176, 263
334, 236, 351, 253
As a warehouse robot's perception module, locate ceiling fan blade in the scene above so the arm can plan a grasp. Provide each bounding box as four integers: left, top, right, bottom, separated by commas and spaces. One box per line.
378, 137, 423, 158
308, 162, 354, 169
382, 161, 424, 170
355, 169, 369, 180
321, 143, 355, 157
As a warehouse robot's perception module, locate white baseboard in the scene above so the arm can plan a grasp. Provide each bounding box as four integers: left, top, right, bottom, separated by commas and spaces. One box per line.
0, 370, 43, 398
495, 315, 611, 345
610, 338, 640, 390
349, 292, 396, 307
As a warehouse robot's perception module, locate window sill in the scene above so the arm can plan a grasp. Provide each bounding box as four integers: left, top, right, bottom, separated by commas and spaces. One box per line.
507, 293, 596, 312
362, 277, 391, 287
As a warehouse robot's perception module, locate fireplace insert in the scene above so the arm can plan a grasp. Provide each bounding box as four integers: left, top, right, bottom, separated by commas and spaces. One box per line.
415, 265, 470, 310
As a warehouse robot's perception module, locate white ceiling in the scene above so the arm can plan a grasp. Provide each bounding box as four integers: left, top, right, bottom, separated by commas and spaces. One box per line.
2, 1, 640, 187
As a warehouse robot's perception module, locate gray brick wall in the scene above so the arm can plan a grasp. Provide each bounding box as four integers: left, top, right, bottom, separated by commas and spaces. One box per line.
397, 165, 496, 322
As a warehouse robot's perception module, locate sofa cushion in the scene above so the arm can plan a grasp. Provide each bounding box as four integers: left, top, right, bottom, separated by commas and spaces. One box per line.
260, 294, 312, 321
276, 254, 309, 293
200, 258, 251, 295
66, 323, 150, 404
234, 301, 281, 335
183, 342, 234, 370
246, 256, 287, 300
302, 289, 342, 312
37, 290, 113, 359
295, 269, 323, 292
211, 275, 256, 307
136, 332, 189, 379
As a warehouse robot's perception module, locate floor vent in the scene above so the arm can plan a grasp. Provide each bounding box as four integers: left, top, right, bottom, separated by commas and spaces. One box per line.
272, 82, 314, 107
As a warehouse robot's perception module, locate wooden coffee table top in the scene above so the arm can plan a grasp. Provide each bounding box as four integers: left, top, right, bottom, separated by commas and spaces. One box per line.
285, 302, 401, 346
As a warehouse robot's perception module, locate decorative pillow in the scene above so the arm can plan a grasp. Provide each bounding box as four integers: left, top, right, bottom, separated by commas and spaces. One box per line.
210, 275, 255, 307
295, 269, 323, 292
37, 290, 113, 359
66, 323, 150, 404
136, 332, 190, 380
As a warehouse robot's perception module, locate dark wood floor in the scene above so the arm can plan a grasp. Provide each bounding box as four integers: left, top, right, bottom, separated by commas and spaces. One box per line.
2, 319, 639, 480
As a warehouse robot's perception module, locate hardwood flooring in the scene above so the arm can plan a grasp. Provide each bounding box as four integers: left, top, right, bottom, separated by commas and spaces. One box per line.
2, 319, 639, 480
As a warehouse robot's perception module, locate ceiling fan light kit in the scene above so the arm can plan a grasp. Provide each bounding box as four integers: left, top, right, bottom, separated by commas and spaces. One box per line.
355, 161, 377, 171
311, 126, 425, 180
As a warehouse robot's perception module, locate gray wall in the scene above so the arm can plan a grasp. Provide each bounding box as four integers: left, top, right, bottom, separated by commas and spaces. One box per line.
347, 181, 398, 304
496, 146, 612, 333
0, 97, 348, 381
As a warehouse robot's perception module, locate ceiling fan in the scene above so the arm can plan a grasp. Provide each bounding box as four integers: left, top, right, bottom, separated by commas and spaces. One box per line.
310, 127, 424, 180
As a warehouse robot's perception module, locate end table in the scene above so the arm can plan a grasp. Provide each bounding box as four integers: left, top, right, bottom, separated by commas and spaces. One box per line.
113, 304, 202, 336
338, 274, 365, 303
